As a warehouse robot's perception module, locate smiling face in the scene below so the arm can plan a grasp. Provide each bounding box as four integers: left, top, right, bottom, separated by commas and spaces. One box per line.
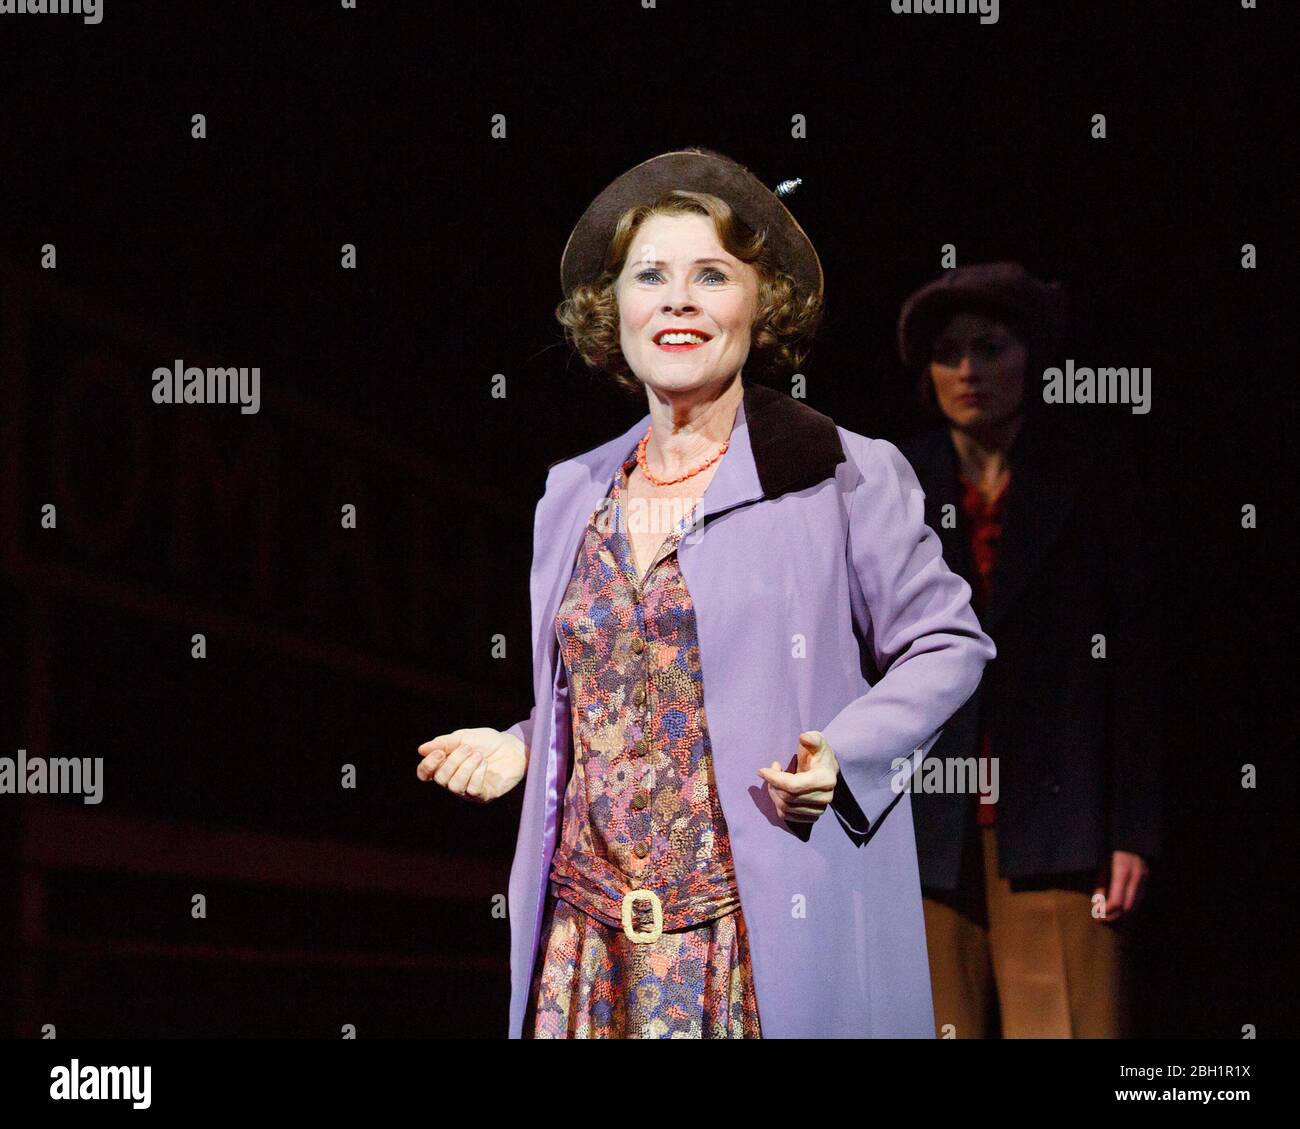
615, 212, 760, 395
928, 311, 1028, 429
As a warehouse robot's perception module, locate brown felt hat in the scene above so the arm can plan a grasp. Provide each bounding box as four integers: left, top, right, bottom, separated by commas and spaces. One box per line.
897, 261, 1067, 371
559, 146, 823, 300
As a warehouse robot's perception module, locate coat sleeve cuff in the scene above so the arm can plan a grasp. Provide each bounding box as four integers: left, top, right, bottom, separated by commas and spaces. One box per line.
827, 726, 945, 835
505, 705, 537, 759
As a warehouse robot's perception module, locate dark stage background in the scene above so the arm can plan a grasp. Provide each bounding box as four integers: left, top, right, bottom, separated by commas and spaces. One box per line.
0, 0, 1294, 1039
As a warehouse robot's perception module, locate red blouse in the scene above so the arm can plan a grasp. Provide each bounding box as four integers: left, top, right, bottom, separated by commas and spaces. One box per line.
959, 473, 1009, 828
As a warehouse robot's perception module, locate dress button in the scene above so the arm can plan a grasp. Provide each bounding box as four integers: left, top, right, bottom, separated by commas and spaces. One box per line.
631, 636, 644, 654
632, 793, 647, 810
635, 739, 647, 755
634, 842, 649, 858
633, 686, 645, 706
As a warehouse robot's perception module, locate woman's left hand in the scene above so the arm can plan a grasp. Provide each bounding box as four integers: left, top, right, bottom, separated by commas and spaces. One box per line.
757, 731, 840, 825
1092, 850, 1150, 922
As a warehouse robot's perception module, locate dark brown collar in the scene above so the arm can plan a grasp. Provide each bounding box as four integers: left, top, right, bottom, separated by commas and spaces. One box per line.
742, 380, 846, 501
547, 379, 846, 522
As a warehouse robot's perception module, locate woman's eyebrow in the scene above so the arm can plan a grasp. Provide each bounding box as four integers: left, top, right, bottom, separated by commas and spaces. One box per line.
630, 257, 732, 268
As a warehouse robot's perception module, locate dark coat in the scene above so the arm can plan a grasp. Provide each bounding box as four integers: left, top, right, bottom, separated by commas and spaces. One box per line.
897, 419, 1165, 892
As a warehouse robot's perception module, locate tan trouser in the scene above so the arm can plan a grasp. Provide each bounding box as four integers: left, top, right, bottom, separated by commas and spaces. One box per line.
922, 826, 1131, 1038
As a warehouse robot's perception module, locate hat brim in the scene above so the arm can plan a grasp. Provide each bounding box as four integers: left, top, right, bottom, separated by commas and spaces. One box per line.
898, 277, 1066, 371
560, 148, 823, 301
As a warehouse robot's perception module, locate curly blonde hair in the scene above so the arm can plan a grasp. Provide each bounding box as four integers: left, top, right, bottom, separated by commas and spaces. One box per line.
555, 189, 824, 396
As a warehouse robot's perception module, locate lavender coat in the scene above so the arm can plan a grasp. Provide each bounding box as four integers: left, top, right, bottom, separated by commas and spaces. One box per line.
505, 380, 996, 1038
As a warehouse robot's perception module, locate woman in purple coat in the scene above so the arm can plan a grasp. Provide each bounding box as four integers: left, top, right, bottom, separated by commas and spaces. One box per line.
417, 147, 996, 1038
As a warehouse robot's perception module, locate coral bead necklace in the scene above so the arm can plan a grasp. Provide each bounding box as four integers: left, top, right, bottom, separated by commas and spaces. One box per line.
635, 426, 729, 486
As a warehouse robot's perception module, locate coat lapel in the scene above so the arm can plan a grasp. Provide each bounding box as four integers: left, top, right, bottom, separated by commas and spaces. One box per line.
973, 422, 1083, 632
902, 421, 1084, 634
905, 433, 974, 583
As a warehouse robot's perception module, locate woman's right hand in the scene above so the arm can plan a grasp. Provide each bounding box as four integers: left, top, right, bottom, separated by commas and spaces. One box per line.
416, 727, 527, 804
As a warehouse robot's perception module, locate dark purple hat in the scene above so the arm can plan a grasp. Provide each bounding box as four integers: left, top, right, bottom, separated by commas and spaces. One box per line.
897, 261, 1067, 371
560, 147, 823, 301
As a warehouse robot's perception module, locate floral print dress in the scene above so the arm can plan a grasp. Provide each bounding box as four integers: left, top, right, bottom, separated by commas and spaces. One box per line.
524, 443, 762, 1039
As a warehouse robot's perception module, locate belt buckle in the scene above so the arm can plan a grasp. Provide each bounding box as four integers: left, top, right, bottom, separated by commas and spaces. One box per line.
621, 888, 663, 944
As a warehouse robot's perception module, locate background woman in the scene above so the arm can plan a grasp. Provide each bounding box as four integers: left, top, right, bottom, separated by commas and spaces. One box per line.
896, 261, 1163, 1037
